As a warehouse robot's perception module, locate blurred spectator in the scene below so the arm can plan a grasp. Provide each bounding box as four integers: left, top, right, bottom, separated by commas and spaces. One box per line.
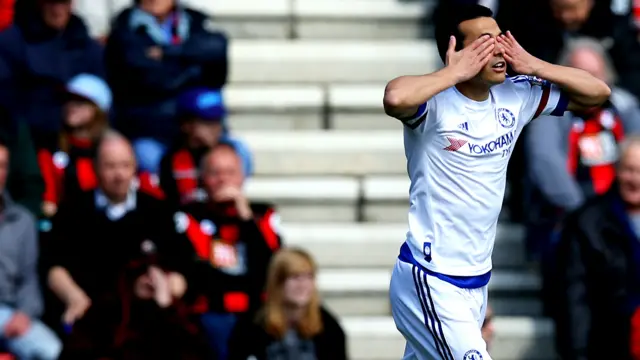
0, 0, 14, 31
0, 137, 61, 359
60, 230, 208, 360
0, 105, 43, 217
160, 88, 252, 206
180, 143, 280, 359
228, 248, 347, 360
508, 0, 640, 99
42, 131, 196, 340
0, 0, 104, 144
105, 0, 228, 174
37, 73, 111, 218
554, 135, 640, 360
527, 37, 640, 314
527, 37, 640, 246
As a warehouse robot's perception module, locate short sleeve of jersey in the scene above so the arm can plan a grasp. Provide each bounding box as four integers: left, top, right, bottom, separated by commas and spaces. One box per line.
398, 97, 437, 133
510, 75, 569, 125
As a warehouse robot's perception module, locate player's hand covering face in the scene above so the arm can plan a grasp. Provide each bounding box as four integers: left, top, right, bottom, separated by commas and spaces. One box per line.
446, 35, 495, 82
498, 31, 544, 76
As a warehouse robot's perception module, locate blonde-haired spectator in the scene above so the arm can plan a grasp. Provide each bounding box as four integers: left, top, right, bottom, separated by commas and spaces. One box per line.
228, 248, 348, 360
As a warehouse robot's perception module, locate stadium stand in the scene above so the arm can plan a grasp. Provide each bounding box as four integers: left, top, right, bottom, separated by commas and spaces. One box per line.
71, 0, 554, 358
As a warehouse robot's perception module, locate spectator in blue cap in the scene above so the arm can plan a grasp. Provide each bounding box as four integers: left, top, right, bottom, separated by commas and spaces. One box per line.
159, 87, 252, 207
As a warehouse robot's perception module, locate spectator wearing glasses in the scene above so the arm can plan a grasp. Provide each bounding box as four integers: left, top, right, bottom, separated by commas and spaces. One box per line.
37, 73, 111, 219
228, 248, 347, 360
105, 0, 228, 174
0, 0, 105, 145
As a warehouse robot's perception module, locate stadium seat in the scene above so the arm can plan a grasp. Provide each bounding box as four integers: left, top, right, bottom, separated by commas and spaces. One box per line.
342, 316, 556, 360
225, 85, 325, 130
245, 177, 359, 222
293, 0, 430, 39
236, 130, 405, 175
229, 40, 439, 83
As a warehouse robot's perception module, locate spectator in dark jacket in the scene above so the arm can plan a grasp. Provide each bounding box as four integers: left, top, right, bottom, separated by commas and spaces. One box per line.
228, 248, 347, 360
59, 224, 208, 360
43, 132, 196, 338
105, 0, 228, 174
181, 143, 280, 359
507, 0, 640, 99
0, 0, 105, 143
555, 135, 640, 360
160, 88, 252, 207
0, 137, 61, 360
0, 106, 43, 217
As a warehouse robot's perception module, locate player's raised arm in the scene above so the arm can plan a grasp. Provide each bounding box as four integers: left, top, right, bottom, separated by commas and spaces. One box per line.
498, 31, 611, 113
383, 35, 495, 120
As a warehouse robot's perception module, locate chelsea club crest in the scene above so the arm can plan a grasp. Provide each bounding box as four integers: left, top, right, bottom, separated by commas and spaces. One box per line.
496, 108, 515, 129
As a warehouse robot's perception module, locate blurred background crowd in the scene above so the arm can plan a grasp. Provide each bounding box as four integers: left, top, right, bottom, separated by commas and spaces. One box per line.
0, 0, 636, 359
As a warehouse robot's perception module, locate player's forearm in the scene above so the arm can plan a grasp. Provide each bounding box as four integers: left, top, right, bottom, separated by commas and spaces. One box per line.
383, 67, 460, 118
534, 61, 611, 107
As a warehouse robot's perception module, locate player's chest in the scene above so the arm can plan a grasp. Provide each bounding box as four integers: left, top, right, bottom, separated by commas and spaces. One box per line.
433, 106, 521, 162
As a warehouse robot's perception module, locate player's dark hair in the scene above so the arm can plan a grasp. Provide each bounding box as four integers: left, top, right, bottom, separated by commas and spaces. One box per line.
434, 4, 494, 64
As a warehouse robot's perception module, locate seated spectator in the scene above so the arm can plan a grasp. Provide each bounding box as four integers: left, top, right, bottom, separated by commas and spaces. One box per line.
527, 37, 640, 237
228, 248, 347, 360
179, 143, 280, 359
160, 88, 252, 206
37, 73, 111, 218
555, 135, 640, 360
0, 137, 60, 359
510, 0, 640, 99
0, 105, 43, 217
60, 224, 208, 360
105, 0, 228, 174
527, 37, 640, 314
0, 0, 104, 144
43, 131, 196, 343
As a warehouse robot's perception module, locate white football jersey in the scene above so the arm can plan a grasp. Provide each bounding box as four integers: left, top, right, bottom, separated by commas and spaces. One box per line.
402, 75, 567, 276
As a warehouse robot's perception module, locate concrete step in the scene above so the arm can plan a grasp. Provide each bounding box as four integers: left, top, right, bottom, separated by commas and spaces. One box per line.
245, 175, 513, 222
226, 85, 325, 130
343, 316, 556, 360
294, 0, 430, 39
328, 84, 397, 130
245, 177, 360, 222
230, 40, 438, 83
318, 269, 541, 317
284, 222, 526, 269
237, 131, 405, 176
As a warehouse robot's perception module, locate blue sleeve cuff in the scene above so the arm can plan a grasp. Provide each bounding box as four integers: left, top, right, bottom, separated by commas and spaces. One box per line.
399, 102, 428, 129
551, 91, 570, 116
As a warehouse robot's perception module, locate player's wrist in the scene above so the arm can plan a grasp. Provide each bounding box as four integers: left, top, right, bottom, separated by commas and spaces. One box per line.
528, 58, 548, 77
441, 65, 466, 85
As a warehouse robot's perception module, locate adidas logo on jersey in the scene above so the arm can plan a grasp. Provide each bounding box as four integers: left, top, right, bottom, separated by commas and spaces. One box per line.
458, 122, 469, 131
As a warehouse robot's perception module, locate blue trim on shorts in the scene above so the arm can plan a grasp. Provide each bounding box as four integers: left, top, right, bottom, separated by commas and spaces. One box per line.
411, 265, 455, 360
399, 242, 491, 289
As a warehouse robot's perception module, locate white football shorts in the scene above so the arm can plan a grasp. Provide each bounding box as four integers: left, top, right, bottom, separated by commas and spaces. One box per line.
390, 259, 491, 360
